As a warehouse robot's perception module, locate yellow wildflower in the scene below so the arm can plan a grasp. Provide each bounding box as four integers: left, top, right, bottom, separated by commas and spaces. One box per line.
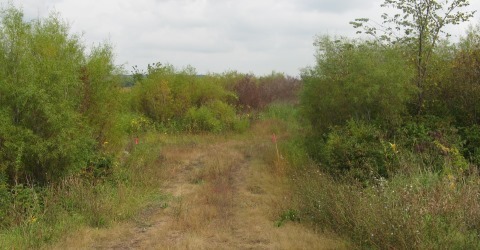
389, 142, 398, 153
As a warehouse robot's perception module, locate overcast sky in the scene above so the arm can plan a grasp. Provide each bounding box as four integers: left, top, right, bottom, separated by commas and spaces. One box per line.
8, 0, 480, 76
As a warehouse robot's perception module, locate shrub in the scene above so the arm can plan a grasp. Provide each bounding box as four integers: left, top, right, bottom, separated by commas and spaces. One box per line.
432, 25, 480, 127
132, 64, 238, 128
258, 73, 301, 105
232, 74, 260, 111
321, 120, 394, 182
0, 7, 123, 184
80, 44, 124, 151
185, 106, 222, 133
396, 116, 468, 174
301, 36, 416, 136
185, 100, 239, 133
461, 125, 480, 166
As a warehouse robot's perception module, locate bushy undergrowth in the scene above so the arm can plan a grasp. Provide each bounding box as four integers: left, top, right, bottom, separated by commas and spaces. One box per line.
0, 131, 169, 248
130, 65, 301, 134
130, 64, 251, 134
292, 164, 480, 249
185, 100, 248, 133
320, 120, 392, 182
287, 26, 480, 248
263, 103, 480, 249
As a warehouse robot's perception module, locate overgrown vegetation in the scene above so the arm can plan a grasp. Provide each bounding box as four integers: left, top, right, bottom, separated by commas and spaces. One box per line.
2, 0, 480, 248
281, 0, 480, 249
0, 5, 301, 248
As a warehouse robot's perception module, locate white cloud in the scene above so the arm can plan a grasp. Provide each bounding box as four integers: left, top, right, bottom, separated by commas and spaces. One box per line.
7, 0, 480, 75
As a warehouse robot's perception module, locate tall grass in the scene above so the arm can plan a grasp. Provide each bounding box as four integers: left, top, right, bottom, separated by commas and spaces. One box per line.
0, 132, 169, 248
265, 103, 480, 249
292, 165, 480, 249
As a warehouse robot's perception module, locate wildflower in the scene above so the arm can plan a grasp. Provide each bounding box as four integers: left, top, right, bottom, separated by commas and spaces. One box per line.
389, 142, 398, 153
30, 216, 37, 224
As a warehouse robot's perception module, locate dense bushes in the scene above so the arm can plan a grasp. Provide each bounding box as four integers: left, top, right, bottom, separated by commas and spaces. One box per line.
130, 64, 248, 133
301, 37, 415, 135
433, 28, 480, 127
0, 6, 132, 234
0, 4, 300, 191
185, 100, 246, 133
80, 44, 124, 151
0, 8, 96, 184
321, 120, 392, 182
130, 65, 300, 133
0, 7, 128, 186
299, 34, 480, 179
300, 36, 416, 179
291, 20, 480, 250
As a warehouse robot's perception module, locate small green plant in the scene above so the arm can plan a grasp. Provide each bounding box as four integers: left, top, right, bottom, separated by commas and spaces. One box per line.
128, 115, 153, 135
275, 209, 300, 227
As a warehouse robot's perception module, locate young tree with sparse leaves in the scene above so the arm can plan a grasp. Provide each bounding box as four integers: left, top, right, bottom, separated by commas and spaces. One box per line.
351, 0, 476, 113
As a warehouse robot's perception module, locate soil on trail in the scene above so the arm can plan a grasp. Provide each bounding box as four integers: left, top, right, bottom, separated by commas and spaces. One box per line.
53, 134, 345, 249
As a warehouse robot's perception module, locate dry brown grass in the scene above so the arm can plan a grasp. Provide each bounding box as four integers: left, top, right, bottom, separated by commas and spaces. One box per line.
50, 128, 347, 249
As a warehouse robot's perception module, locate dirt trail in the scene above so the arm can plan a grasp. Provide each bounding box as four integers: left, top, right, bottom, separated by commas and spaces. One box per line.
53, 135, 345, 249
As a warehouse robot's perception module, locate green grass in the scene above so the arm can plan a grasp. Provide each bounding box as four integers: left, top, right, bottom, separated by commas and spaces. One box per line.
0, 132, 171, 249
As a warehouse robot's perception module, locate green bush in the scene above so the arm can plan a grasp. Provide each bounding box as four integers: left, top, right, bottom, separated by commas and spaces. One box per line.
321, 120, 393, 182
431, 25, 480, 127
133, 65, 229, 121
186, 106, 222, 133
80, 44, 124, 152
396, 116, 468, 174
461, 125, 480, 166
0, 7, 123, 184
301, 36, 416, 136
185, 100, 241, 133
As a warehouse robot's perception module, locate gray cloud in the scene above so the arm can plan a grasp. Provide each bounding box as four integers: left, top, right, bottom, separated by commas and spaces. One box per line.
8, 0, 480, 75
295, 0, 375, 13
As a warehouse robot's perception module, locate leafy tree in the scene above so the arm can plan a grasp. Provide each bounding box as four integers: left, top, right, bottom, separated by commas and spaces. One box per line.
351, 0, 476, 113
